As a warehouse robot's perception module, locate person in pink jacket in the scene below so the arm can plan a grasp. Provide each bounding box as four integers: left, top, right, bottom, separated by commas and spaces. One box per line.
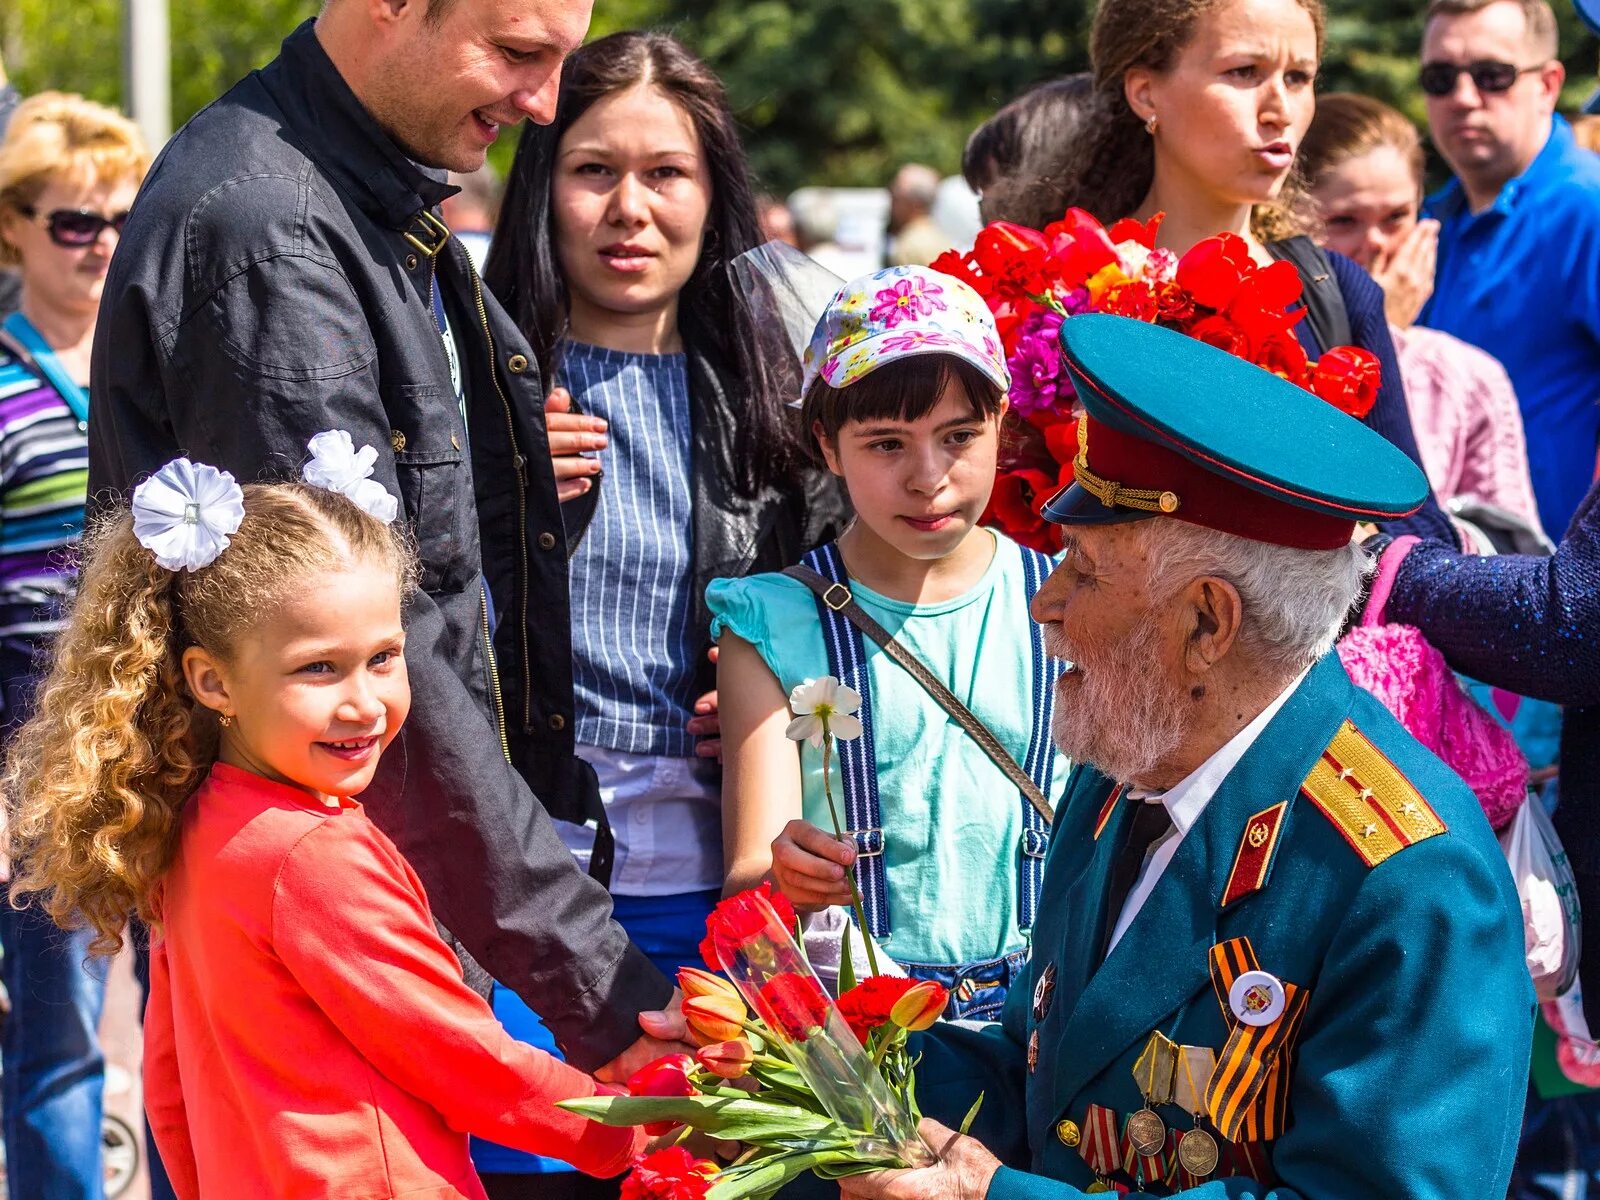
2, 446, 646, 1199
1300, 92, 1547, 548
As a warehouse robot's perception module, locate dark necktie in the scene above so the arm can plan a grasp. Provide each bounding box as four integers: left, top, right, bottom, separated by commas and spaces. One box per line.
1100, 798, 1175, 960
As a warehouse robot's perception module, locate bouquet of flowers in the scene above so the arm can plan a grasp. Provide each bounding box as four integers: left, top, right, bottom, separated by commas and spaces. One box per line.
562, 681, 963, 1200
929, 210, 1383, 552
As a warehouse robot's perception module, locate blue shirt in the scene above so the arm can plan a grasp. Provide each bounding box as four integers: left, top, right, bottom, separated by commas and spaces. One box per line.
562, 340, 700, 757
1422, 116, 1600, 537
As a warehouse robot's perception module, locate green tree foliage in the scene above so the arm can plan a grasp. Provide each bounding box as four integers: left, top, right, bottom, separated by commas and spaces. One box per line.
2, 0, 1595, 191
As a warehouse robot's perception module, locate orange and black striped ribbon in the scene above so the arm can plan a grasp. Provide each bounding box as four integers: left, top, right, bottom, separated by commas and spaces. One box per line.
1079, 1103, 1120, 1178
1205, 938, 1309, 1143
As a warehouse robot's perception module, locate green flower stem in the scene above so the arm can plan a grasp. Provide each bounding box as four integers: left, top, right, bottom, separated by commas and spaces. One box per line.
739, 1019, 792, 1058
820, 728, 882, 978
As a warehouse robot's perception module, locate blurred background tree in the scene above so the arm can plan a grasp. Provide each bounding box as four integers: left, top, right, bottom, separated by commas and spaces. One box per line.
2, 0, 1595, 192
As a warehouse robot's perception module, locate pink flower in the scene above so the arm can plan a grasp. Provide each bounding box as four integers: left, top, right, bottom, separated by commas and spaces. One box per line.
880, 330, 952, 355
870, 277, 947, 328
1006, 310, 1066, 419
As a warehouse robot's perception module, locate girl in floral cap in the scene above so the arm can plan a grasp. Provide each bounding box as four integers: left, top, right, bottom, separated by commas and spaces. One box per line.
3, 443, 645, 1199
710, 266, 1069, 1018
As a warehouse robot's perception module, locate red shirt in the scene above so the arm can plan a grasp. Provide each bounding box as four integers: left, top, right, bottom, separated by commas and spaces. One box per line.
145, 763, 645, 1199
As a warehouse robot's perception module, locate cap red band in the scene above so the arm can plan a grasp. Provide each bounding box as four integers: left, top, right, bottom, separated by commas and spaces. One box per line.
1080, 415, 1357, 550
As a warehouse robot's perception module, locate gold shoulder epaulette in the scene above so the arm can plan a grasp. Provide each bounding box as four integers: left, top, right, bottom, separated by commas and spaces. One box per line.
1299, 720, 1447, 868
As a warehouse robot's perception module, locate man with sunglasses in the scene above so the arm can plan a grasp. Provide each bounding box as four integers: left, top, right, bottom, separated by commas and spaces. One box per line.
1419, 0, 1600, 539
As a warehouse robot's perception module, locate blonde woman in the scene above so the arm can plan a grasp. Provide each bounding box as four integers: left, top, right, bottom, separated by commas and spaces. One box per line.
0, 91, 148, 1197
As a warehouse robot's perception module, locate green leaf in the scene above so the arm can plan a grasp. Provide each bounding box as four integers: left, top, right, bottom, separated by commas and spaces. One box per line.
707, 1148, 862, 1200
558, 1095, 839, 1143
839, 921, 857, 994
958, 1092, 985, 1136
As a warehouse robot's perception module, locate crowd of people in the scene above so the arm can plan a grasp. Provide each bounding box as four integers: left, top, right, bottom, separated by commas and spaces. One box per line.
0, 0, 1598, 1196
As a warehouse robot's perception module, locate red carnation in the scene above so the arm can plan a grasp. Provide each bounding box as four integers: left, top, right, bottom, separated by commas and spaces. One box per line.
1100, 280, 1160, 323
626, 1053, 698, 1136
1309, 346, 1381, 418
836, 976, 922, 1045
621, 1147, 718, 1200
753, 973, 833, 1042
700, 882, 798, 972
1176, 233, 1253, 311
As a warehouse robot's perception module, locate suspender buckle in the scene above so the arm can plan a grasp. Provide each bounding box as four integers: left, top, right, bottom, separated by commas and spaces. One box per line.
822, 582, 853, 612
1022, 828, 1050, 859
848, 828, 885, 857
403, 210, 452, 258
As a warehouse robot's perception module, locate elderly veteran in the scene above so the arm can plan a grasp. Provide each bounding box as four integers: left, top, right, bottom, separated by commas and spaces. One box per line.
842, 314, 1533, 1200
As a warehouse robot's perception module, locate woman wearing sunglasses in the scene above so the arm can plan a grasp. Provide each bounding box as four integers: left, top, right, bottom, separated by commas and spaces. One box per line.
0, 90, 149, 1199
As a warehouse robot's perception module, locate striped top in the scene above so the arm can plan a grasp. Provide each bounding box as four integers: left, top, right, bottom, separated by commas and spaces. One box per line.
0, 350, 87, 649
562, 340, 699, 758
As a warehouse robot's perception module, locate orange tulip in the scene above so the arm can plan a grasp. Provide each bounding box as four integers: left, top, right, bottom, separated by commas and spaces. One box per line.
694, 1039, 754, 1080
678, 966, 740, 1002
888, 980, 948, 1032
683, 992, 747, 1045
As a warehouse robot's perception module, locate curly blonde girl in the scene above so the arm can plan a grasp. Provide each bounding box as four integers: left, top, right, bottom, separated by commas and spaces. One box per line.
4, 481, 416, 955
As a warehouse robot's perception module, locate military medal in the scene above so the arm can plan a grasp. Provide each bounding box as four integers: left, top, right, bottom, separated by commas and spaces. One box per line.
1033, 963, 1057, 1020
1127, 1032, 1178, 1156
1027, 1029, 1040, 1073
1174, 1045, 1220, 1180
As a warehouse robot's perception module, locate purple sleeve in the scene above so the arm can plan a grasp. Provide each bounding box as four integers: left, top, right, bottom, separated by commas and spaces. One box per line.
1384, 484, 1600, 706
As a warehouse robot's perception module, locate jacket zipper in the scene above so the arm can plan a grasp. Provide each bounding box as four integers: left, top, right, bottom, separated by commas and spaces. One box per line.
468, 265, 534, 733
480, 584, 511, 761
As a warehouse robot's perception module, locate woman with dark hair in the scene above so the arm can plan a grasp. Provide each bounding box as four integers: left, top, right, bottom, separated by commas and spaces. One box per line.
1040, 0, 1455, 544
478, 30, 846, 1198
961, 74, 1096, 228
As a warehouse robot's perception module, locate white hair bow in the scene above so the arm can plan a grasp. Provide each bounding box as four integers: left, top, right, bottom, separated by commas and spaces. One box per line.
301, 430, 400, 524
131, 458, 247, 572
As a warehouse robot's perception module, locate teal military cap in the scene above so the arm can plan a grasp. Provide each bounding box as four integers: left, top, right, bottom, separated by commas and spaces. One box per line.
1039, 314, 1429, 550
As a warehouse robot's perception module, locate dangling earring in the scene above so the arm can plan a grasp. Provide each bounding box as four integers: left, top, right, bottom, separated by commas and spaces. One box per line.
1145, 113, 1159, 135
219, 714, 234, 728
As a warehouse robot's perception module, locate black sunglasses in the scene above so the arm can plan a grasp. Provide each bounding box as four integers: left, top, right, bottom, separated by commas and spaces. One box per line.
17, 206, 130, 248
1419, 59, 1544, 97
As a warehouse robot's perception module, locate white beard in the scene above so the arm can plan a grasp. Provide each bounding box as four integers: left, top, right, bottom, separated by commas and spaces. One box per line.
1049, 617, 1190, 786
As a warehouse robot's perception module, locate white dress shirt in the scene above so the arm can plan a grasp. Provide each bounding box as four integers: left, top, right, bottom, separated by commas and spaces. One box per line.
1105, 667, 1311, 958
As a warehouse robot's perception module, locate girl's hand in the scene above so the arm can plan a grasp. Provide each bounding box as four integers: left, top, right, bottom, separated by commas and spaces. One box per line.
1373, 219, 1438, 331
545, 387, 607, 502
688, 647, 720, 760
771, 819, 857, 911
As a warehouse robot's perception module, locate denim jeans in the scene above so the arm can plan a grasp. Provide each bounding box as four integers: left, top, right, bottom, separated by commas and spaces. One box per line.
1, 898, 108, 1200
900, 948, 1030, 1022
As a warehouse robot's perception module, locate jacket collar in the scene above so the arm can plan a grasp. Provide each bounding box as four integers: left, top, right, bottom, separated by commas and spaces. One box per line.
1048, 651, 1355, 1105
260, 20, 455, 231
1429, 114, 1575, 222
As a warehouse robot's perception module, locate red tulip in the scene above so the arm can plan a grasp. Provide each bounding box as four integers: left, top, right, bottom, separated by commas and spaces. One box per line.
889, 980, 950, 1031
1309, 346, 1382, 419
621, 1147, 718, 1200
1108, 212, 1165, 249
837, 976, 923, 1045
626, 1053, 698, 1135
695, 1039, 755, 1080
983, 468, 1056, 551
1176, 233, 1253, 311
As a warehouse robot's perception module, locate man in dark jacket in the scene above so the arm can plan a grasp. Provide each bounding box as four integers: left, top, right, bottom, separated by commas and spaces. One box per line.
88, 0, 682, 1077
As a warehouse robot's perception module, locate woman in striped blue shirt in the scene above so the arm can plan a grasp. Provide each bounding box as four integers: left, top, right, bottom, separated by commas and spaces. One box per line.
479, 34, 847, 1198
0, 91, 150, 1199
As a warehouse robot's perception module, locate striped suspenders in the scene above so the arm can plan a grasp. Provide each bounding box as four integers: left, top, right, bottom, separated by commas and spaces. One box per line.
799, 542, 1062, 939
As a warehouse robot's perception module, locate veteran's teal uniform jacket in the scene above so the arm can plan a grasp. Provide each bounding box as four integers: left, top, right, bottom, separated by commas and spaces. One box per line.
916, 652, 1533, 1198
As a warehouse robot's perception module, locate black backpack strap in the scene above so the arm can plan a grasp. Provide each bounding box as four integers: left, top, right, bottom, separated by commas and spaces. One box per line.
1267, 235, 1353, 353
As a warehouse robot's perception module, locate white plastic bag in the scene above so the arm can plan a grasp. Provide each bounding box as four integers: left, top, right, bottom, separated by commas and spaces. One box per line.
1500, 795, 1582, 1001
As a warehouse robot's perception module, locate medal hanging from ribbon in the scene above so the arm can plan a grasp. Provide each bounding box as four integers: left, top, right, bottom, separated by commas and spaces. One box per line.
1127, 1032, 1178, 1165
1079, 1103, 1121, 1190
1171, 1044, 1220, 1181
1121, 1117, 1172, 1187
1205, 938, 1310, 1144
